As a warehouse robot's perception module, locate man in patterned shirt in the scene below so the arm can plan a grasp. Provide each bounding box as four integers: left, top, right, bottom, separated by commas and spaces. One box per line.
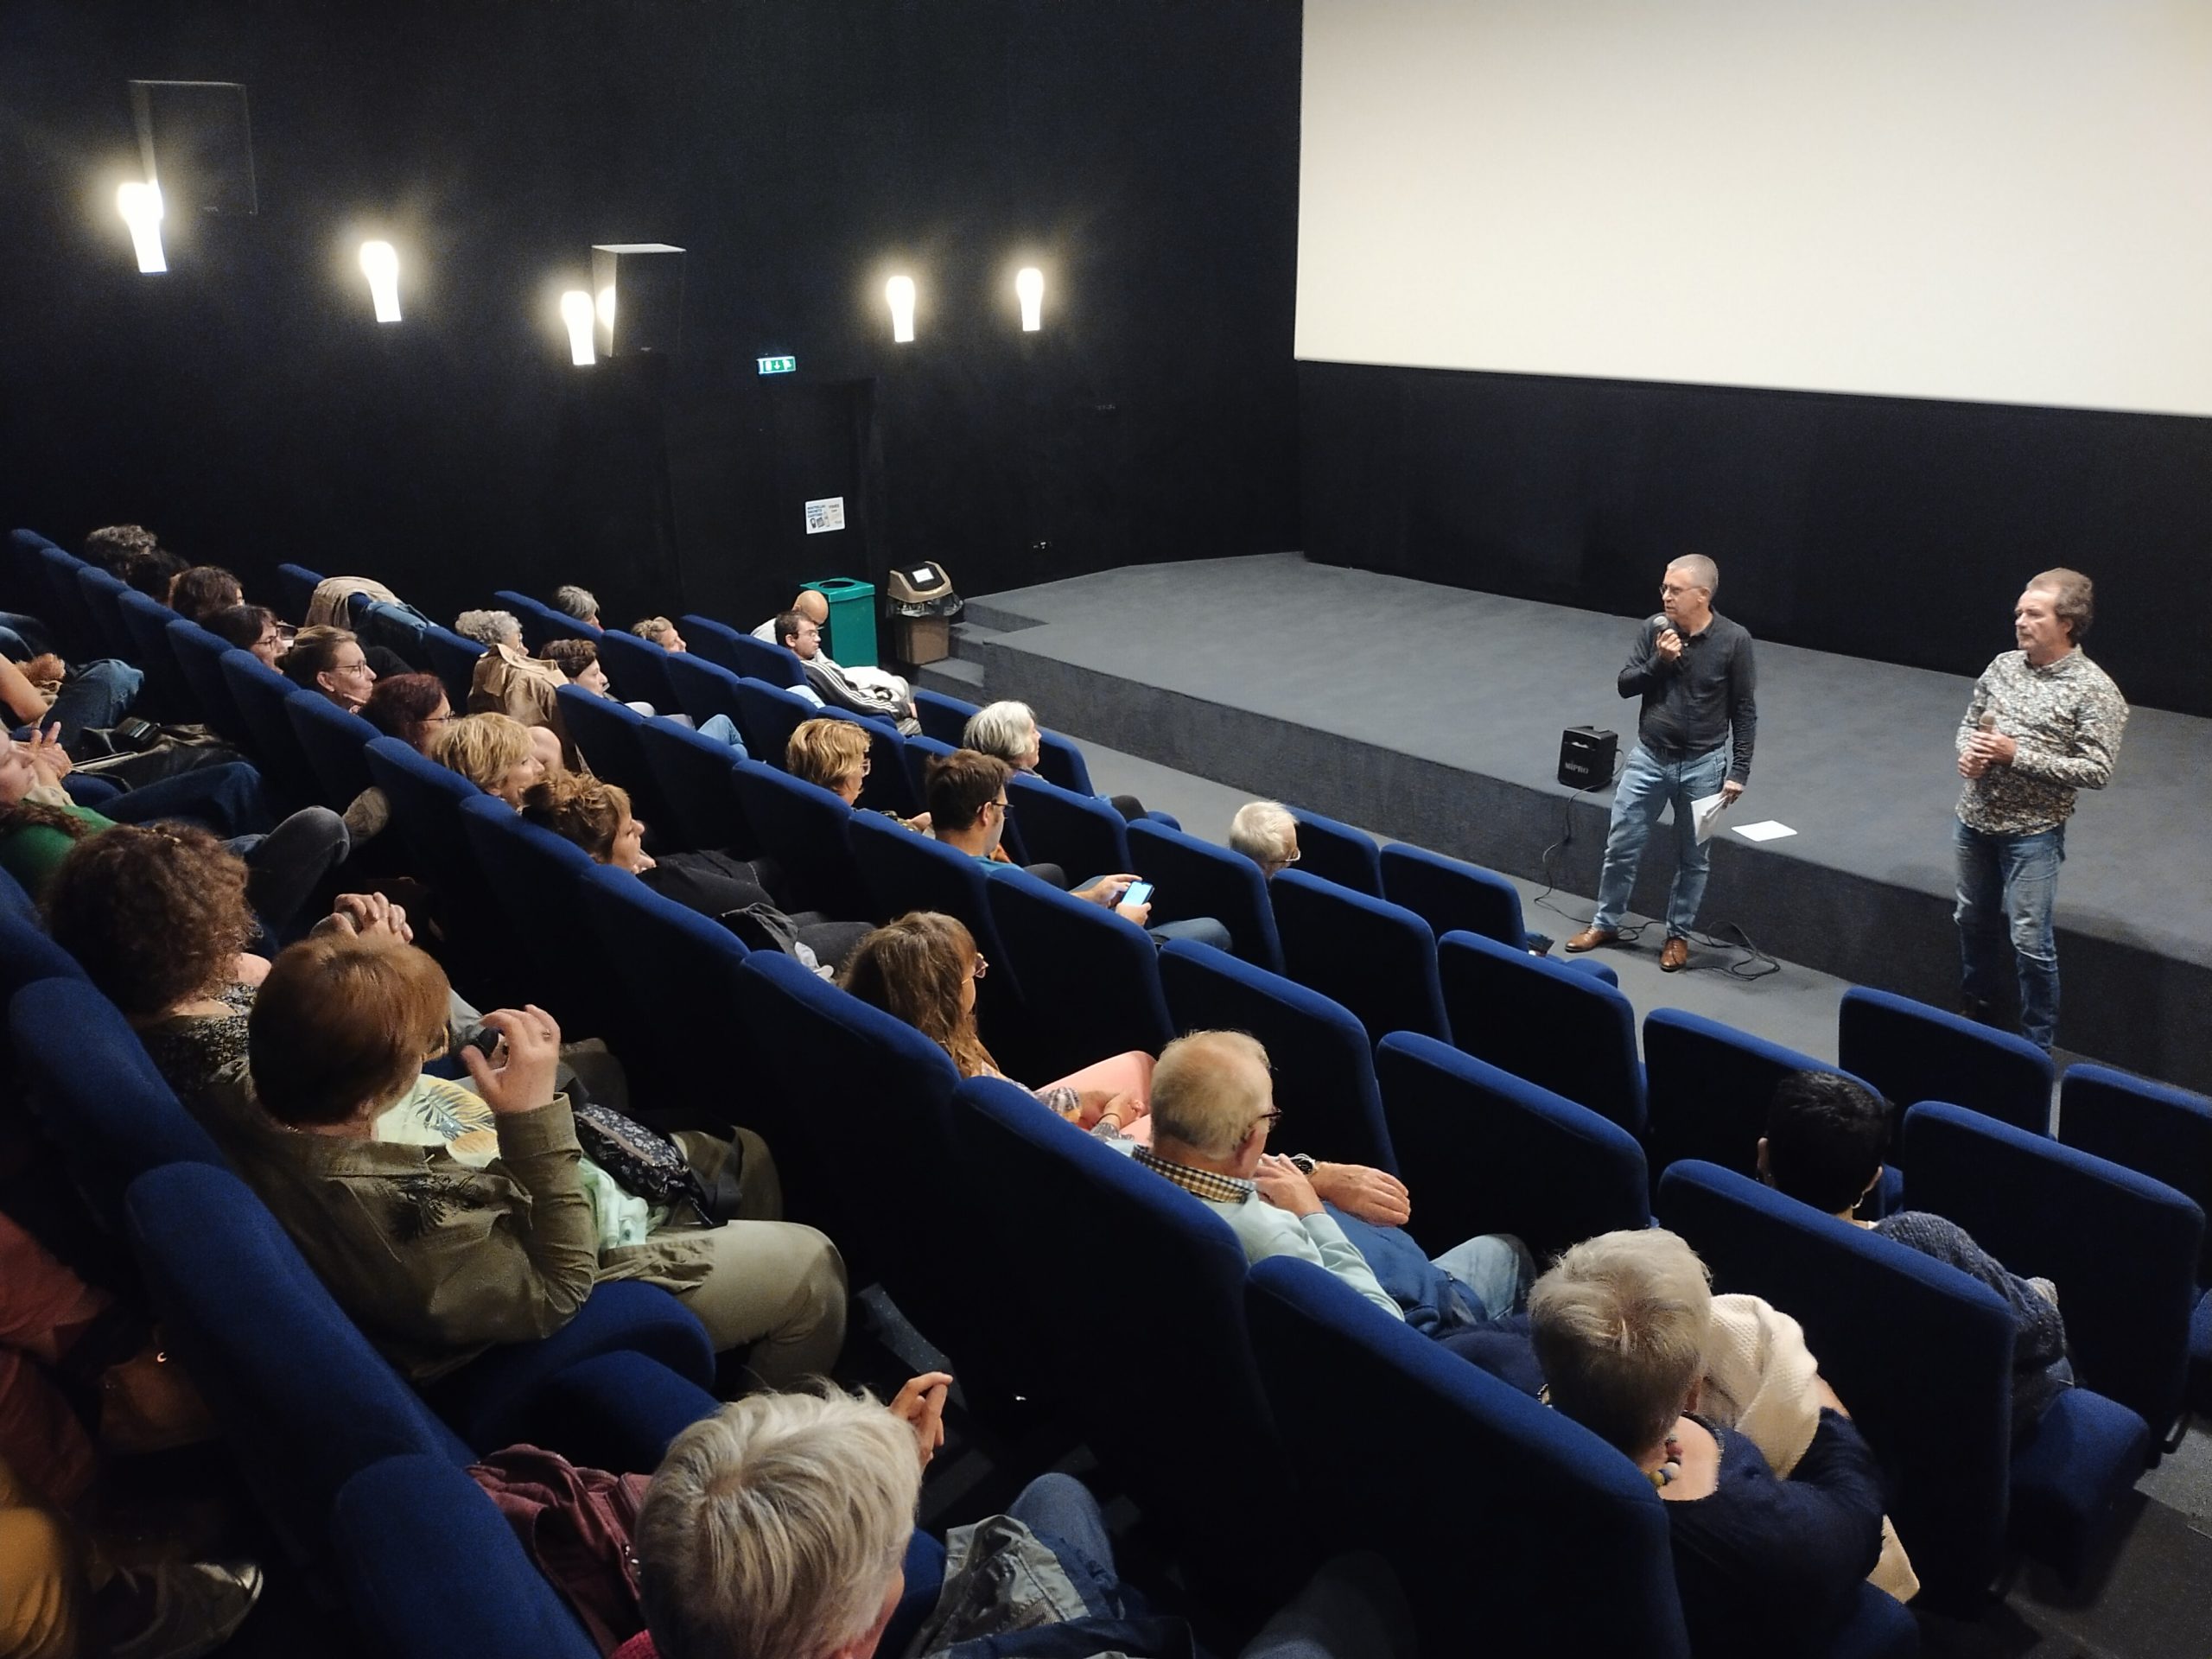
1954, 569, 2126, 1050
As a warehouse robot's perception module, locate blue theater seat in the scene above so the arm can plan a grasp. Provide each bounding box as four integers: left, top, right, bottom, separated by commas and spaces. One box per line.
912, 685, 978, 746
555, 684, 672, 835
351, 597, 429, 666
117, 588, 197, 720
593, 624, 680, 713
35, 545, 100, 661
458, 796, 607, 1030
1157, 939, 1397, 1173
1375, 1032, 1648, 1264
1839, 986, 2054, 1140
74, 563, 137, 662
493, 589, 595, 653
638, 715, 756, 855
664, 648, 752, 732
1032, 727, 1095, 797
1288, 807, 1382, 896
1270, 868, 1448, 1046
728, 759, 868, 918
1380, 842, 1543, 953
1904, 1100, 2198, 1445
1005, 771, 1130, 880
168, 618, 252, 742
2059, 1065, 2212, 1285
420, 625, 487, 709
1128, 817, 1284, 973
683, 614, 807, 688
284, 688, 381, 810
363, 735, 505, 989
984, 865, 1173, 1078
836, 709, 924, 817
728, 676, 825, 767
274, 563, 324, 622
905, 734, 1031, 864
0, 874, 86, 994
1438, 929, 1646, 1136
218, 648, 321, 813
954, 1073, 1297, 1606
1643, 1007, 1843, 1185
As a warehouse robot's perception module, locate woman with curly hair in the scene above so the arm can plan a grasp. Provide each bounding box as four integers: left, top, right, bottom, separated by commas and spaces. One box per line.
429, 712, 547, 807
838, 912, 1152, 1141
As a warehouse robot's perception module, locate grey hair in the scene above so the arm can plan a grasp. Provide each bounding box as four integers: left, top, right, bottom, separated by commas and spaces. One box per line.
635, 1388, 920, 1659
551, 584, 599, 620
962, 701, 1039, 766
1529, 1229, 1712, 1460
454, 608, 523, 649
1229, 801, 1298, 868
1149, 1030, 1272, 1158
1666, 556, 1719, 601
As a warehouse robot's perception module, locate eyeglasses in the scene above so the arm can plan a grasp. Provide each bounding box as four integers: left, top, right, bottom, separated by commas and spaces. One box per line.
971, 953, 989, 981
986, 798, 1012, 816
1255, 1109, 1284, 1129
859, 758, 872, 776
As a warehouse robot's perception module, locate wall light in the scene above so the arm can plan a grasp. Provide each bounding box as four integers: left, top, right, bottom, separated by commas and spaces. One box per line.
359, 239, 401, 323
560, 290, 596, 366
1016, 266, 1044, 332
118, 181, 165, 273
886, 275, 916, 344
596, 285, 616, 334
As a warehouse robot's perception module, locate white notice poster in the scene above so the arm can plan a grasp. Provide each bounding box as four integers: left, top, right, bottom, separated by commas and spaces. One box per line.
804, 497, 846, 535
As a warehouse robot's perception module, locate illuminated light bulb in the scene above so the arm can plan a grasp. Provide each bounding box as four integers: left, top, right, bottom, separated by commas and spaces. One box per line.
118, 181, 165, 274
886, 275, 916, 344
560, 290, 596, 366
1016, 266, 1044, 332
359, 239, 401, 323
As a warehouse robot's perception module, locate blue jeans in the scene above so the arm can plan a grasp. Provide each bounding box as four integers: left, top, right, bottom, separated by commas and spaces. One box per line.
45, 660, 143, 747
1006, 1472, 1117, 1581
697, 712, 749, 759
1591, 742, 1729, 938
1430, 1232, 1539, 1320
1955, 818, 2064, 1051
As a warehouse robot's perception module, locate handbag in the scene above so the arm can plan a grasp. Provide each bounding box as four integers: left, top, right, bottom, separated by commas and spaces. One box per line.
568, 1097, 726, 1226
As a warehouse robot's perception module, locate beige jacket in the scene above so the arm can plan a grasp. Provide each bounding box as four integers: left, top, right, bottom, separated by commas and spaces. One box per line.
467, 643, 582, 768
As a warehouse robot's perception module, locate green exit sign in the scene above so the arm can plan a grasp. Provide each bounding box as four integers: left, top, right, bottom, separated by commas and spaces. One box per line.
757, 355, 797, 375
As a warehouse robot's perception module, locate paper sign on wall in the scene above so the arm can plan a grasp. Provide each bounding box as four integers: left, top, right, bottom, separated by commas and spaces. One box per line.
804, 497, 845, 535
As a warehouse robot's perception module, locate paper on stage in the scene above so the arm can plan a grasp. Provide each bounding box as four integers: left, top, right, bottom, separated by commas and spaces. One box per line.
1691, 791, 1732, 844
1732, 819, 1798, 842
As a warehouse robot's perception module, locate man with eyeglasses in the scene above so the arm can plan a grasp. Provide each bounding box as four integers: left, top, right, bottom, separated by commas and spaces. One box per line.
1135, 1031, 1534, 1328
774, 607, 920, 734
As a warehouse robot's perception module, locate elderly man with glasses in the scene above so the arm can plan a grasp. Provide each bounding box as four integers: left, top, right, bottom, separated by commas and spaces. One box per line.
1135, 1031, 1534, 1328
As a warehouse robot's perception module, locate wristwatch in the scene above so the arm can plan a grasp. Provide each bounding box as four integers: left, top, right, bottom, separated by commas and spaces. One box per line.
1287, 1154, 1318, 1176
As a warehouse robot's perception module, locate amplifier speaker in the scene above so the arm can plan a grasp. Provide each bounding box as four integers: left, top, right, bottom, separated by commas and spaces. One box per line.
1557, 726, 1618, 789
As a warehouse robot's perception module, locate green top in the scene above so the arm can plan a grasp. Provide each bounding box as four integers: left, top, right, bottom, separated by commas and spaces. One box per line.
0, 802, 114, 898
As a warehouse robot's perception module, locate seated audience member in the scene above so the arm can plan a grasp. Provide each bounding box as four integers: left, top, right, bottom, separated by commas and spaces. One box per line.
3, 729, 347, 924
454, 608, 526, 651
754, 586, 914, 708
786, 717, 920, 828
926, 749, 1230, 951
1135, 1030, 1534, 1328
80, 523, 162, 575
1230, 800, 1300, 879
1529, 1230, 1886, 1657
521, 772, 867, 970
120, 546, 188, 601
772, 610, 918, 734
199, 933, 848, 1386
279, 626, 377, 713
963, 698, 1146, 821
632, 616, 689, 653
361, 672, 453, 755
1760, 1069, 2072, 1434
205, 602, 287, 669
462, 610, 579, 765
628, 1382, 1415, 1659
167, 564, 243, 623
430, 711, 546, 807
551, 584, 603, 630
548, 634, 742, 748
1, 644, 142, 747
840, 912, 1152, 1141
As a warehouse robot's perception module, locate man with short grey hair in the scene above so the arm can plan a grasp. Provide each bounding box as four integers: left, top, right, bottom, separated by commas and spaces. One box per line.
1229, 801, 1300, 877
1567, 555, 1758, 972
550, 584, 601, 628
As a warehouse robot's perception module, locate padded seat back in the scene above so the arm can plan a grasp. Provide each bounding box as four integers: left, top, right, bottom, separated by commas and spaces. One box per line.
555, 685, 671, 834
2059, 1065, 2212, 1284
690, 616, 807, 688
728, 759, 866, 918
421, 626, 488, 709
1643, 1008, 1840, 1185
1246, 1256, 1689, 1658
593, 626, 680, 714
10, 977, 226, 1229
218, 648, 321, 812
1271, 868, 1448, 1046
168, 618, 252, 742
1839, 986, 2054, 1140
274, 563, 325, 622
458, 796, 606, 1031
1032, 728, 1095, 796
1657, 1160, 2013, 1604
1905, 1100, 2202, 1436
837, 710, 923, 818
728, 677, 823, 766
284, 689, 381, 810
638, 716, 756, 855
118, 588, 195, 718
74, 563, 138, 661
125, 1162, 471, 1555
353, 598, 429, 667
1379, 842, 1532, 950
1158, 940, 1397, 1173
663, 650, 750, 732
1288, 808, 1382, 896
985, 866, 1173, 1077
1127, 817, 1283, 974
493, 590, 594, 654
0, 882, 85, 995
1438, 929, 1646, 1136
912, 686, 979, 746
36, 546, 101, 660
1005, 771, 1129, 881
954, 1074, 1296, 1604
1376, 1032, 1648, 1264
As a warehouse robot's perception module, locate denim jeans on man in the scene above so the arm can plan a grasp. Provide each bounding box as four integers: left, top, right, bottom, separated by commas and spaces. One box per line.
1955, 818, 2063, 1051
1590, 741, 1730, 938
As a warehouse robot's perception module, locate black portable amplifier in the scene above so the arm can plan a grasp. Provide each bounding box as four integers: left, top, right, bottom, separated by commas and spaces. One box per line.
1557, 726, 1619, 789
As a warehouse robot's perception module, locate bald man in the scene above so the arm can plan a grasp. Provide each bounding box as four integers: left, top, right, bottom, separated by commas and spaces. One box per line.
753, 587, 913, 715
1567, 555, 1758, 972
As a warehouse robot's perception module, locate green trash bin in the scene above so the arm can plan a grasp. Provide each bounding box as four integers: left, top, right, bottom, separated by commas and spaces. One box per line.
802, 575, 877, 668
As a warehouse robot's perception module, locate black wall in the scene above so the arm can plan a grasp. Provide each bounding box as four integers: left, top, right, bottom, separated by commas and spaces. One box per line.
0, 1, 1301, 632
1301, 361, 2212, 717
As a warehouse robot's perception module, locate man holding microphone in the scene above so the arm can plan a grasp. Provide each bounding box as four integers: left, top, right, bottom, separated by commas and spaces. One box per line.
1567, 556, 1757, 972
1953, 569, 2126, 1051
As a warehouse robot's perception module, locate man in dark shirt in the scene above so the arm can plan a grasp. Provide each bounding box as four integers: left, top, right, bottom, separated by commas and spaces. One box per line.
1567, 556, 1758, 971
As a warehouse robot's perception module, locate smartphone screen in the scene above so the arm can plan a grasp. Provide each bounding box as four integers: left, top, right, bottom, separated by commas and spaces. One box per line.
1120, 880, 1154, 909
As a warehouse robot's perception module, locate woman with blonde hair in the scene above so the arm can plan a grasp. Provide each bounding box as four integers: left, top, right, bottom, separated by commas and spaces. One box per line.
839, 912, 1152, 1141
785, 717, 927, 830
429, 711, 545, 807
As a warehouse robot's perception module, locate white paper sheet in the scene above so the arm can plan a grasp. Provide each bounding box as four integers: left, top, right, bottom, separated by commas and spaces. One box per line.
1732, 819, 1798, 842
1691, 791, 1732, 844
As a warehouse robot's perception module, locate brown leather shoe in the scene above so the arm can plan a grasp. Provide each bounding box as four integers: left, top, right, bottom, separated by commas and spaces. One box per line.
1564, 926, 1618, 953
1661, 938, 1689, 972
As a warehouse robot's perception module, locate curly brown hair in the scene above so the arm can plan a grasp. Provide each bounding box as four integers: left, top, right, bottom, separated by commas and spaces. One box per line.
837, 912, 996, 1078
41, 823, 256, 1019
519, 771, 631, 861
0, 801, 99, 841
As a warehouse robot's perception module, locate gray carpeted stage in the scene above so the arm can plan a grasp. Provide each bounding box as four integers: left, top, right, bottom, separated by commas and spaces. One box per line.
920, 553, 2209, 1093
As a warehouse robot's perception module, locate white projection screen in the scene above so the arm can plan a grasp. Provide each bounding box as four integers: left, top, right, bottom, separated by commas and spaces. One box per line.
1297, 0, 2212, 417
